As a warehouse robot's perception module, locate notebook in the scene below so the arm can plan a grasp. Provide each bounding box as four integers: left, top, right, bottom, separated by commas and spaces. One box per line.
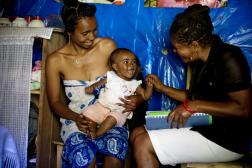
145, 110, 212, 130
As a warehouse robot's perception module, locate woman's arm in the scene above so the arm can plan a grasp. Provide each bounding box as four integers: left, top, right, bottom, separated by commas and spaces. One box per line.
188, 48, 252, 119
45, 53, 91, 132
147, 74, 187, 102
169, 87, 251, 128
188, 88, 251, 118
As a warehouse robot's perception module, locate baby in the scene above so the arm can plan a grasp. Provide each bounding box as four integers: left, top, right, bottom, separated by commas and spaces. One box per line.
82, 48, 153, 139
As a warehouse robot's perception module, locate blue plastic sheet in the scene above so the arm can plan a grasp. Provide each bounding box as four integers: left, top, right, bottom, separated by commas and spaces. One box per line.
3, 0, 252, 111
2, 0, 62, 18
95, 0, 252, 110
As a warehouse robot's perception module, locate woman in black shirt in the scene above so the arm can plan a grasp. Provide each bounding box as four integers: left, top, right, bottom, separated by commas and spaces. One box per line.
131, 4, 251, 167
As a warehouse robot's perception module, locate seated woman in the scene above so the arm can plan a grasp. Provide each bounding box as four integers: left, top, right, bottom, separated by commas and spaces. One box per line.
131, 4, 252, 168
46, 1, 143, 167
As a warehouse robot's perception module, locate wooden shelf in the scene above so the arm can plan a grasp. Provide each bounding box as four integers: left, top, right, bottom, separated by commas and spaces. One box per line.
31, 89, 40, 95
53, 27, 64, 33
37, 30, 66, 167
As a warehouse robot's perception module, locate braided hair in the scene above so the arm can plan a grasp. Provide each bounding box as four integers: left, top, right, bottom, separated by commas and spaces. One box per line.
170, 4, 213, 47
61, 0, 96, 32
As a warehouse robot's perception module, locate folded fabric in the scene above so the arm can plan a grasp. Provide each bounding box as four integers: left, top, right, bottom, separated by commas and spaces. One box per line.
31, 81, 40, 90
0, 125, 20, 168
32, 60, 42, 72
31, 70, 41, 82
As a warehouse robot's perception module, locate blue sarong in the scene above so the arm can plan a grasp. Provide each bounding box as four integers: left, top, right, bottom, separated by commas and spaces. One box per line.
62, 126, 128, 168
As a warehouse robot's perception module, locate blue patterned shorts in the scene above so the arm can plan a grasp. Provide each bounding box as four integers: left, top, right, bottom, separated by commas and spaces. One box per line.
62, 126, 128, 168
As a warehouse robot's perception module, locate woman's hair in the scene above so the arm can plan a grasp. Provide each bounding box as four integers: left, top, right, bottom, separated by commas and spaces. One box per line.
61, 0, 96, 32
169, 4, 213, 47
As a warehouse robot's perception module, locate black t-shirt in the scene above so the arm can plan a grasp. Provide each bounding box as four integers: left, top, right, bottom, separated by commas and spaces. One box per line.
189, 35, 252, 154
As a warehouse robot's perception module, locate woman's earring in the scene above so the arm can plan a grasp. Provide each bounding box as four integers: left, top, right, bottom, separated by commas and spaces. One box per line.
192, 50, 198, 60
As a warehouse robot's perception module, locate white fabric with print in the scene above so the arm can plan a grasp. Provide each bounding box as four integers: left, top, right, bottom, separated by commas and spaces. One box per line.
61, 79, 101, 142
98, 71, 142, 119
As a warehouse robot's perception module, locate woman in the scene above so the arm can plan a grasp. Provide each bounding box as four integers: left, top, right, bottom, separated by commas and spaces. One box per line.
46, 1, 141, 167
131, 4, 251, 167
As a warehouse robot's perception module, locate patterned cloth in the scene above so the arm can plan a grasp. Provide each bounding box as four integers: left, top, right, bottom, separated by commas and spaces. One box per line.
62, 127, 128, 168
62, 77, 129, 167
62, 78, 105, 142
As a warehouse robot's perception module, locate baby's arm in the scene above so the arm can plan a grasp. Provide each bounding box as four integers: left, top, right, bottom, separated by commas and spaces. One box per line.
135, 79, 153, 100
85, 78, 107, 94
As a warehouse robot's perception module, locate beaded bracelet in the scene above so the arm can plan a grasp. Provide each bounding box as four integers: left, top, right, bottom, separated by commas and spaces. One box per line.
183, 99, 196, 114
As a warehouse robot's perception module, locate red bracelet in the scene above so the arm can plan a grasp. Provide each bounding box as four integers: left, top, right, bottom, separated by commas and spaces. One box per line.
183, 99, 196, 114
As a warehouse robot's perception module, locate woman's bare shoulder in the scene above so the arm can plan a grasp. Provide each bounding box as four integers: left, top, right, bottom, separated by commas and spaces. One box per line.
95, 37, 116, 49
46, 50, 69, 72
47, 46, 68, 63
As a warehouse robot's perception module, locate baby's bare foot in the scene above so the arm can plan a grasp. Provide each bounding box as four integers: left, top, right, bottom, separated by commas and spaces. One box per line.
89, 131, 96, 139
88, 126, 97, 139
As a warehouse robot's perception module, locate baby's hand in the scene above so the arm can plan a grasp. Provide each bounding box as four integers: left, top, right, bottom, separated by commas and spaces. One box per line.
85, 86, 93, 94
146, 74, 164, 92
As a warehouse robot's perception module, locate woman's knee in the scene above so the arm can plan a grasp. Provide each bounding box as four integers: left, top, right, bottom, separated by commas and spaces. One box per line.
132, 129, 152, 153
130, 126, 146, 144
103, 155, 123, 168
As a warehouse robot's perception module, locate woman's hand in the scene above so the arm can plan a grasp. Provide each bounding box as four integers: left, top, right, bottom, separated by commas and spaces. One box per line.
167, 104, 192, 128
75, 114, 94, 134
118, 95, 144, 112
145, 76, 154, 88
146, 74, 164, 92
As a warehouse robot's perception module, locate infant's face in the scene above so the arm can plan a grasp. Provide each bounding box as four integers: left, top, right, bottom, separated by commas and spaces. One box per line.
113, 51, 137, 81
